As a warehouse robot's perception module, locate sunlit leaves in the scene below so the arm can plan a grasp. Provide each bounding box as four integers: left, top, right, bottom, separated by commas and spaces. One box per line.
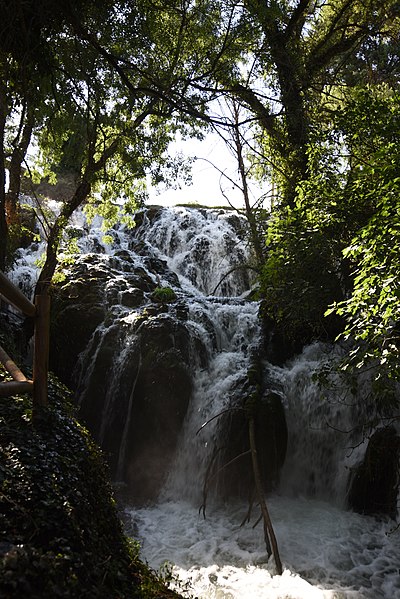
320, 87, 400, 401
259, 82, 400, 413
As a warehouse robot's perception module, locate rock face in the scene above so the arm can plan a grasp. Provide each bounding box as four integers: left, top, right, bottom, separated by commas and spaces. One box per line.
347, 426, 400, 519
50, 258, 109, 387
75, 310, 193, 500
50, 250, 194, 499
49, 206, 286, 501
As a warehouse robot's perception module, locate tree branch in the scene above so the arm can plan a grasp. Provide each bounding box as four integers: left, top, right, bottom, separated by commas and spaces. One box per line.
284, 0, 312, 40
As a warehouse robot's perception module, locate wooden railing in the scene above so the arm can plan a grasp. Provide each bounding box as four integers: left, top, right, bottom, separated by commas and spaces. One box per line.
0, 270, 50, 409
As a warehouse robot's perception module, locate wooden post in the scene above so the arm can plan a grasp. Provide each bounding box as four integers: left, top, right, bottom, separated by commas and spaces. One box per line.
0, 270, 36, 317
33, 294, 50, 408
0, 344, 30, 383
0, 380, 34, 396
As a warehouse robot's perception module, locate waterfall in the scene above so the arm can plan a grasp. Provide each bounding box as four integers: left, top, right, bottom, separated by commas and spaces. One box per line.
128, 339, 400, 599
161, 299, 261, 504
8, 204, 400, 599
268, 343, 365, 506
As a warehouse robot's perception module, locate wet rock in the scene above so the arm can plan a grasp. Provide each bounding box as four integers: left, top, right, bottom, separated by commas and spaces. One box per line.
261, 302, 344, 366
75, 313, 194, 500
262, 313, 305, 366
49, 250, 162, 386
49, 262, 108, 387
50, 303, 106, 387
347, 426, 400, 519
124, 342, 192, 499
0, 308, 30, 367
119, 289, 145, 308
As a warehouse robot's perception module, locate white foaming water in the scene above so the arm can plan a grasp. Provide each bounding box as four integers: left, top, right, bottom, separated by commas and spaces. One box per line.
130, 496, 400, 599
127, 342, 400, 599
269, 344, 364, 506
137, 206, 253, 297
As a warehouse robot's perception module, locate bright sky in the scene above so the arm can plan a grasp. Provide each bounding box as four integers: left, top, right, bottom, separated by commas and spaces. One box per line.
148, 131, 268, 210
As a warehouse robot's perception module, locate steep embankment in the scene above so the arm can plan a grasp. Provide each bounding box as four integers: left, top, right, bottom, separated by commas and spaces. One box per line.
0, 368, 181, 599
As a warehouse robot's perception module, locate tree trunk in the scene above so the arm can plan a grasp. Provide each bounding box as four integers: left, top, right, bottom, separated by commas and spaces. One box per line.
269, 30, 308, 206
231, 111, 265, 266
248, 416, 283, 575
0, 78, 8, 271
5, 103, 34, 227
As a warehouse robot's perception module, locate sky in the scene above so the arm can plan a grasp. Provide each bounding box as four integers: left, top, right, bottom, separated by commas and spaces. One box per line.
147, 131, 268, 210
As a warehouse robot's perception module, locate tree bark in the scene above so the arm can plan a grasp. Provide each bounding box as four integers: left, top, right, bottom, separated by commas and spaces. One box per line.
0, 76, 8, 271
5, 102, 34, 227
248, 416, 283, 575
231, 103, 265, 266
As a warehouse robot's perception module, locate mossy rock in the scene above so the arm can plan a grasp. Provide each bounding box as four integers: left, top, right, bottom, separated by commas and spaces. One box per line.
152, 286, 177, 304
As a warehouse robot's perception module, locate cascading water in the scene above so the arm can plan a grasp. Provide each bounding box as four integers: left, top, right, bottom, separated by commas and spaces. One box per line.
122, 208, 399, 599
129, 342, 400, 599
9, 204, 400, 598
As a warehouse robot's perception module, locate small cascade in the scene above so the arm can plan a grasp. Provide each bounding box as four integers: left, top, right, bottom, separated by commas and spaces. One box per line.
267, 344, 365, 505
135, 206, 253, 296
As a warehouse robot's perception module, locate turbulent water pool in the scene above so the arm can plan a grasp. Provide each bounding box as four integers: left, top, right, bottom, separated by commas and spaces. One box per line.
128, 496, 400, 599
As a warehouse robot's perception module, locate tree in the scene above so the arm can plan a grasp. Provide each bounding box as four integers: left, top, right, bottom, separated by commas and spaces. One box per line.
0, 0, 239, 284
0, 0, 103, 270
324, 86, 400, 408
201, 2, 400, 363
213, 0, 400, 206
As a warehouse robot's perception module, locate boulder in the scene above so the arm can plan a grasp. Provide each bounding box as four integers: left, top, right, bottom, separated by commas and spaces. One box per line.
49, 260, 109, 387
49, 251, 161, 387
347, 426, 400, 519
76, 313, 194, 500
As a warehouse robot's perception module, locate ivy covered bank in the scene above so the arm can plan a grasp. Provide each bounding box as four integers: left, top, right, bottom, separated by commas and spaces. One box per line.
0, 368, 182, 599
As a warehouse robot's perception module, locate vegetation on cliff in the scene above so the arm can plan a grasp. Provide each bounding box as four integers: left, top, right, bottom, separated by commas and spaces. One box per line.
0, 367, 182, 599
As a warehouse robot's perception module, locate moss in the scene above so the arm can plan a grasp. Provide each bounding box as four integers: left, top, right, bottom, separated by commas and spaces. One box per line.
0, 368, 182, 599
152, 286, 177, 304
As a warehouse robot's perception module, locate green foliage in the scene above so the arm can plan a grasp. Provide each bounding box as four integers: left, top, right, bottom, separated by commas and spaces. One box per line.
0, 369, 182, 598
324, 87, 400, 402
152, 286, 177, 304
259, 85, 400, 355
227, 0, 400, 205
260, 83, 400, 408
2, 0, 235, 280
259, 201, 345, 343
